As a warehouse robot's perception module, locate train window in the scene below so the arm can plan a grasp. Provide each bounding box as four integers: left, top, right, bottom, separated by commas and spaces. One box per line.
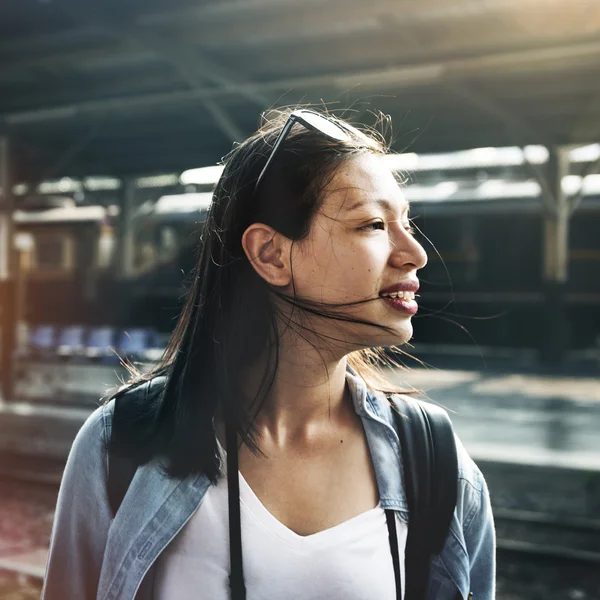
132, 221, 188, 275
419, 216, 481, 285
96, 223, 115, 269
157, 225, 178, 262
133, 226, 157, 273
37, 238, 65, 268
30, 232, 75, 275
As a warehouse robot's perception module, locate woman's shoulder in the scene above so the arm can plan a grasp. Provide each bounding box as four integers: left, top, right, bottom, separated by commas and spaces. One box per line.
61, 401, 112, 490
103, 373, 167, 425
69, 375, 168, 463
105, 373, 168, 408
76, 402, 111, 450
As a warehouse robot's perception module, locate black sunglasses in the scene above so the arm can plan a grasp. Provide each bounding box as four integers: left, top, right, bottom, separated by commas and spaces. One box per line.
254, 110, 362, 192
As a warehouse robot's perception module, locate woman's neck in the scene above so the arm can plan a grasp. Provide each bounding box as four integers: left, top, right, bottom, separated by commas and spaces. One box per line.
241, 346, 353, 446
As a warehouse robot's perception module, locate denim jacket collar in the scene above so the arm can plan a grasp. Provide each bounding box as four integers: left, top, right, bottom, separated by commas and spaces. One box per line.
346, 370, 409, 518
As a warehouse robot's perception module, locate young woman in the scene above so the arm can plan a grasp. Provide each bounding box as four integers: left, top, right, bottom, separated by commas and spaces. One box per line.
42, 109, 495, 600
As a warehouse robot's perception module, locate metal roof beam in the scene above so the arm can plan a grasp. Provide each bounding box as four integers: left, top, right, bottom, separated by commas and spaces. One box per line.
444, 84, 559, 209
0, 25, 108, 54
48, 1, 258, 142
123, 39, 249, 142
569, 155, 600, 214
4, 34, 600, 127
0, 63, 443, 126
444, 83, 553, 148
136, 35, 270, 108
135, 0, 573, 27
0, 46, 155, 75
2, 3, 600, 70
200, 100, 244, 143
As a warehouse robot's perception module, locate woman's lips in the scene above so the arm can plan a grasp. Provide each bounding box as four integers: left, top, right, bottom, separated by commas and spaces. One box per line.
381, 295, 418, 315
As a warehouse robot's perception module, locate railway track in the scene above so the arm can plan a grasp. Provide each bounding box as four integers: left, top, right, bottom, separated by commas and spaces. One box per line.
0, 454, 65, 487
495, 509, 600, 564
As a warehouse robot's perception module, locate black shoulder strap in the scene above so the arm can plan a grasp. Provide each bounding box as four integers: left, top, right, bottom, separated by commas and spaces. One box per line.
107, 378, 160, 517
390, 394, 458, 600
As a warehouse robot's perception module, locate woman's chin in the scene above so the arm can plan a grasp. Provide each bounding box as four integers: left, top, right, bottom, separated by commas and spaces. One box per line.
361, 323, 414, 349
391, 322, 414, 346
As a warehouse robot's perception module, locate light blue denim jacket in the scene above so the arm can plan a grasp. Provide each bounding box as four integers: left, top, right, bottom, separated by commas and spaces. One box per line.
42, 372, 495, 600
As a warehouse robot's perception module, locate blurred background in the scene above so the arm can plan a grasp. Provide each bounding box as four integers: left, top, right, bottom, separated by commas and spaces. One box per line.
1, 0, 600, 598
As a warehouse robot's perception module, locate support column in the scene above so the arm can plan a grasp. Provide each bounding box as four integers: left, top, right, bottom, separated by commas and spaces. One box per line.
0, 136, 16, 400
117, 177, 136, 280
541, 147, 570, 368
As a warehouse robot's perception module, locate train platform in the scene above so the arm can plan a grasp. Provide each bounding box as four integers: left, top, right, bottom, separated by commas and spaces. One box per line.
388, 365, 600, 469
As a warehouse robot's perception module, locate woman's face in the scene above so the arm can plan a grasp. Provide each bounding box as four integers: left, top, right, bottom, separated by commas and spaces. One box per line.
287, 153, 428, 350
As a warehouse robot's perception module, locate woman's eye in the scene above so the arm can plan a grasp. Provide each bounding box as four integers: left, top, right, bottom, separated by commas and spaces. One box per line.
361, 221, 386, 231
403, 225, 416, 235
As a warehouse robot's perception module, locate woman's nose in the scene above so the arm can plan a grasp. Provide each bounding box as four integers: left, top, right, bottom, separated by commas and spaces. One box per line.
390, 228, 428, 270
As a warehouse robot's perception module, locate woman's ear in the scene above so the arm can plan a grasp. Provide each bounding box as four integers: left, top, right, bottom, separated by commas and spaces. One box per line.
241, 223, 292, 287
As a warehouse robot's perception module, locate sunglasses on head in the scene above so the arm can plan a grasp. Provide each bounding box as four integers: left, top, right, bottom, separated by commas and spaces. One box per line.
254, 109, 364, 193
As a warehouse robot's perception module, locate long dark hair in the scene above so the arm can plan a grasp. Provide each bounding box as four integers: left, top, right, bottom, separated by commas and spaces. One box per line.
110, 108, 415, 481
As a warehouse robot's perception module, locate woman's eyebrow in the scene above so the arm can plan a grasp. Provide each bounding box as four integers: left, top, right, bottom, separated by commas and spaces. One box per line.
344, 198, 408, 213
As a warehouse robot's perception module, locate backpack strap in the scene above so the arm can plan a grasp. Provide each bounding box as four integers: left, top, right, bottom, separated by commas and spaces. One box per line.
390, 394, 458, 600
108, 377, 163, 517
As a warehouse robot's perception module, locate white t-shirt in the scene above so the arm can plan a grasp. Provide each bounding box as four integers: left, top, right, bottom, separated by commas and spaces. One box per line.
153, 459, 406, 600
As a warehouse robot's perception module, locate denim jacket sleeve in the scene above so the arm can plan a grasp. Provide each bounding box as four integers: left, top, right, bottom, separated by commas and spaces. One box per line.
456, 437, 496, 600
42, 403, 113, 600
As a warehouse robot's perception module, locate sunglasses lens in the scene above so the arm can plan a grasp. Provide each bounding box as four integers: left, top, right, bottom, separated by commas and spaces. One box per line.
296, 111, 351, 141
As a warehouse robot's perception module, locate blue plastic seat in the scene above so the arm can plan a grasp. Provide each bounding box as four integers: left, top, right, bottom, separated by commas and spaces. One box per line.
56, 325, 86, 359
116, 328, 159, 361
85, 326, 117, 361
28, 325, 57, 359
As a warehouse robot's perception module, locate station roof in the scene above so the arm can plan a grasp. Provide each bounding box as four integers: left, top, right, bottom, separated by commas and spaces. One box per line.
2, 0, 600, 181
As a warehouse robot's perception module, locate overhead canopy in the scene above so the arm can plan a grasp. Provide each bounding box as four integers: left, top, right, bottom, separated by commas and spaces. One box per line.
2, 0, 600, 180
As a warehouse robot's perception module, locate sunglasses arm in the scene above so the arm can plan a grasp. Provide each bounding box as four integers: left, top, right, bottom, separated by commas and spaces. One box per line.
254, 116, 298, 191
